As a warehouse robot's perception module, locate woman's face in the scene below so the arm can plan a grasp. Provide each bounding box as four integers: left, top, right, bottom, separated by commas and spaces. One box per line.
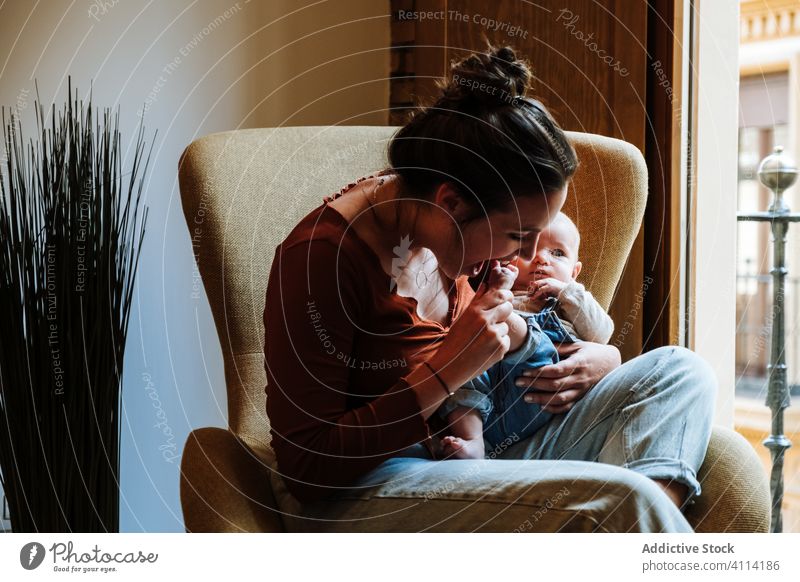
434, 186, 567, 280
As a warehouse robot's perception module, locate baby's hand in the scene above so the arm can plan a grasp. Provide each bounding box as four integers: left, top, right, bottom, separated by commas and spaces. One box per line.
486, 260, 518, 291
527, 277, 568, 301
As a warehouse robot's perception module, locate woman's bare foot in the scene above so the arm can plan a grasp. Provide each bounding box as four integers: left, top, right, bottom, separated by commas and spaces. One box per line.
440, 435, 486, 459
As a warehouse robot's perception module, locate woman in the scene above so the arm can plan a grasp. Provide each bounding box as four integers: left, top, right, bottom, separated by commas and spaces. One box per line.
263, 45, 715, 532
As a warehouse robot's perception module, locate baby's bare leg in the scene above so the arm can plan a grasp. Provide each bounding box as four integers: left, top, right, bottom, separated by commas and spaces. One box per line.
440, 407, 487, 459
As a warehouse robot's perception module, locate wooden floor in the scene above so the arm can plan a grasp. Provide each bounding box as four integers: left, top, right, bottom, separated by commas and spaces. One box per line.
735, 398, 800, 532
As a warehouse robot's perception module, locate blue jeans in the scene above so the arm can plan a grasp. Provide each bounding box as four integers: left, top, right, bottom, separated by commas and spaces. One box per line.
437, 300, 577, 450
270, 346, 716, 531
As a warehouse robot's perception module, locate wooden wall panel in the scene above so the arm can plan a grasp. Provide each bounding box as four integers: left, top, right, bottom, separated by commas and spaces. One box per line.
643, 0, 682, 351
446, 2, 641, 138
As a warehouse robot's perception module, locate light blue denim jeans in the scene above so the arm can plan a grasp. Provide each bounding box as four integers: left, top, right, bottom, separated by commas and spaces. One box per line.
269, 346, 717, 532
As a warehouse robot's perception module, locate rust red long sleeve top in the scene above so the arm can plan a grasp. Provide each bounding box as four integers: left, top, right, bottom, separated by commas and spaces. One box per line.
264, 194, 474, 502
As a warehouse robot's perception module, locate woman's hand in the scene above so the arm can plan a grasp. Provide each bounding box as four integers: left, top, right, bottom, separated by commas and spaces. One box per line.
514, 341, 621, 414
429, 272, 515, 388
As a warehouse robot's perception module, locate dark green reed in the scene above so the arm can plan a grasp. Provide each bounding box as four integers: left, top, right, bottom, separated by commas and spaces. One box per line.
0, 78, 152, 532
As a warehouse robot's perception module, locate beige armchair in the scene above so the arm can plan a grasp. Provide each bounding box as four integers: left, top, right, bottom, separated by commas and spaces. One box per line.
177, 126, 770, 532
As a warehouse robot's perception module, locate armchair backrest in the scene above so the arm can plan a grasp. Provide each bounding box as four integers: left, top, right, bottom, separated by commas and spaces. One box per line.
178, 126, 647, 446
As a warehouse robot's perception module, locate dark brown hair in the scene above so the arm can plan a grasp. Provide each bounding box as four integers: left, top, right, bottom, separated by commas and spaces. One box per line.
388, 45, 578, 219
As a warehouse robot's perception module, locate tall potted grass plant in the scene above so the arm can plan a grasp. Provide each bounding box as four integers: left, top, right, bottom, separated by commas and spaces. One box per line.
0, 80, 152, 532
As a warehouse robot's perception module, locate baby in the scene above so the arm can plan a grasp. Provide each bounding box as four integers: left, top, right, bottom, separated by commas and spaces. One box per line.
437, 212, 614, 459
509, 212, 613, 343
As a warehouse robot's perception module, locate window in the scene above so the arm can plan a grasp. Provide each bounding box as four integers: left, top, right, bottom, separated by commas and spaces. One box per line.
735, 72, 793, 399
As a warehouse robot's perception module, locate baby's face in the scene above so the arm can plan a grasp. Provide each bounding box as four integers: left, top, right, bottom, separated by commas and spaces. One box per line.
510, 217, 581, 292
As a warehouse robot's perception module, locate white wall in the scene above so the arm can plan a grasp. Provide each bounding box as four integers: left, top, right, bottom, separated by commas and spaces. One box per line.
0, 0, 389, 532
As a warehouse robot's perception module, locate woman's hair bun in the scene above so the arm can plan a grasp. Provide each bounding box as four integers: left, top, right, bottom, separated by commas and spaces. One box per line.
439, 45, 532, 109
388, 44, 577, 214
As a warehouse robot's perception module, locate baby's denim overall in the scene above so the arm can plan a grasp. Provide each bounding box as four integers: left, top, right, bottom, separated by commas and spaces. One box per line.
437, 297, 577, 453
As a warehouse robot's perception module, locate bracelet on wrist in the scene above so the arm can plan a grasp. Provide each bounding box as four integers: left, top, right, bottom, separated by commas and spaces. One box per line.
422, 361, 455, 398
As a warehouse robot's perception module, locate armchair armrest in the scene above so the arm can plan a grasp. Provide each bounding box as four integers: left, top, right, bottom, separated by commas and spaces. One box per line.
686, 426, 770, 532
180, 427, 285, 532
